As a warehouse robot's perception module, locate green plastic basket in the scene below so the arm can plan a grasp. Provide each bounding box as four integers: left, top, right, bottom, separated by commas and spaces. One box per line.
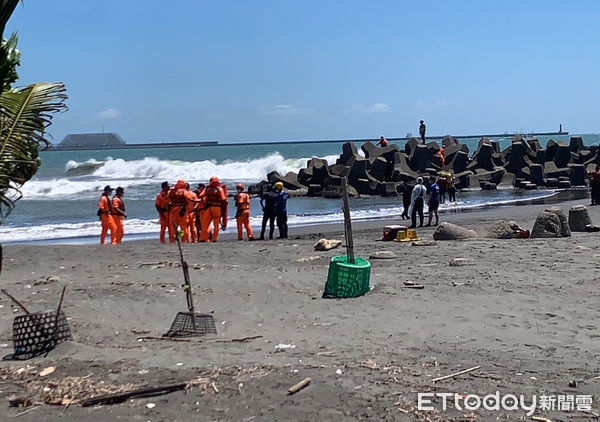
323, 255, 371, 298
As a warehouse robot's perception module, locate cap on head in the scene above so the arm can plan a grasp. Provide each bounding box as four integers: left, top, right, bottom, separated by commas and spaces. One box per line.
236, 182, 244, 190
274, 181, 284, 191
174, 179, 187, 190
116, 186, 124, 194
416, 177, 423, 184
104, 185, 113, 192
420, 120, 424, 124
209, 176, 220, 187
161, 181, 169, 189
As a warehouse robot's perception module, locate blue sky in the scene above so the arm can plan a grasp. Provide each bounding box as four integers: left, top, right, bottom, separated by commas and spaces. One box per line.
6, 1, 600, 143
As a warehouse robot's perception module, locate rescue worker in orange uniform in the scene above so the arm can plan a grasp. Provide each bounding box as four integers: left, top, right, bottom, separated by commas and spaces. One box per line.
235, 183, 254, 241
155, 181, 171, 243
186, 183, 200, 243
193, 183, 206, 241
169, 179, 203, 243
98, 185, 117, 245
111, 186, 127, 244
198, 176, 227, 242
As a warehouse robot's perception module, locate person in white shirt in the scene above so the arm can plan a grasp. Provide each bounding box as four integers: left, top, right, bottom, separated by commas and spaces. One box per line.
409, 177, 426, 228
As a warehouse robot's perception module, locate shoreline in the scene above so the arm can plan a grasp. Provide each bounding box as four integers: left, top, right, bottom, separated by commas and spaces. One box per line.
2, 187, 589, 246
0, 188, 599, 420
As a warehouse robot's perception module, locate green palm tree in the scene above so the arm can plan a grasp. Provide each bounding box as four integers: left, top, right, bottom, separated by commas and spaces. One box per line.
0, 0, 68, 270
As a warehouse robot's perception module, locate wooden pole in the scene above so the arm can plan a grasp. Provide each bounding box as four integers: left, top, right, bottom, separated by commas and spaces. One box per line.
341, 177, 355, 264
176, 234, 197, 331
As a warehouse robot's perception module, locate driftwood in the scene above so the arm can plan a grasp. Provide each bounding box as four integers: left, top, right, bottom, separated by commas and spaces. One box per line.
80, 382, 188, 407
431, 365, 481, 383
137, 336, 191, 342
217, 335, 263, 343
288, 377, 311, 395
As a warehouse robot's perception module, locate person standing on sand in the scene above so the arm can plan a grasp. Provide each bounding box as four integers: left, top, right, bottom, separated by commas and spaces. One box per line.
111, 187, 127, 244
437, 175, 447, 204
447, 174, 456, 202
399, 181, 413, 220
98, 185, 117, 245
155, 181, 171, 244
186, 183, 199, 243
198, 176, 228, 243
376, 136, 388, 147
425, 176, 440, 226
588, 165, 600, 206
259, 187, 278, 240
274, 181, 289, 239
235, 183, 254, 241
193, 183, 205, 240
409, 177, 426, 228
419, 120, 426, 143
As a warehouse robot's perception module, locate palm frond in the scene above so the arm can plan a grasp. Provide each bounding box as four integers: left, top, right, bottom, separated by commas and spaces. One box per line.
0, 81, 67, 216
0, 0, 21, 39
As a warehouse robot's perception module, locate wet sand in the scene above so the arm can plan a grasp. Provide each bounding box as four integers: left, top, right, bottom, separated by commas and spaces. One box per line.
0, 197, 599, 421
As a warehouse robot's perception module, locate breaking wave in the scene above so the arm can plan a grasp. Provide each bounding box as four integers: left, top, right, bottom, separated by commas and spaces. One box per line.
21, 153, 339, 199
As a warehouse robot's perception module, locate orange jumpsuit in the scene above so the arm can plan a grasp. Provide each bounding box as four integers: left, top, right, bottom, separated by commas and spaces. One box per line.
98, 195, 117, 245
235, 192, 254, 240
187, 191, 199, 243
155, 191, 171, 243
111, 195, 126, 244
169, 180, 198, 243
199, 184, 227, 242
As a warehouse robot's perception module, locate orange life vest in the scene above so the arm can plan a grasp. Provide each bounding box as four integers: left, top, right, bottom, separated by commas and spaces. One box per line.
236, 192, 250, 211
169, 188, 188, 207
204, 186, 225, 207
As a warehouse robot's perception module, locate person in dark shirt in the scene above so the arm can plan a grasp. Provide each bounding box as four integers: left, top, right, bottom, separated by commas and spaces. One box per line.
437, 175, 447, 204
399, 181, 413, 220
259, 187, 278, 240
425, 176, 440, 226
419, 120, 426, 143
589, 165, 600, 205
273, 181, 289, 238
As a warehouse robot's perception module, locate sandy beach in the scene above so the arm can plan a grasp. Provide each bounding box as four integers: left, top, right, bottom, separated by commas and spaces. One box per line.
0, 196, 600, 421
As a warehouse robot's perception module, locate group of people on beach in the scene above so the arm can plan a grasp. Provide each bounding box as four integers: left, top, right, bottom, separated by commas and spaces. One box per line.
97, 177, 289, 245
97, 185, 127, 245
399, 173, 456, 228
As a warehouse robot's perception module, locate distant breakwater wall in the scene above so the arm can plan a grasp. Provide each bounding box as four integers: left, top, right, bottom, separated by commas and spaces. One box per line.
249, 135, 598, 198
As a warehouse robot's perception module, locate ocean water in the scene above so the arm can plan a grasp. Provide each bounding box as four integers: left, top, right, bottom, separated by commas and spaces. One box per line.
0, 133, 597, 244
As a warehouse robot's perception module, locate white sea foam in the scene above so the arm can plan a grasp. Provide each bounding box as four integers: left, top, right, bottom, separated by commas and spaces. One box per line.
21, 153, 340, 199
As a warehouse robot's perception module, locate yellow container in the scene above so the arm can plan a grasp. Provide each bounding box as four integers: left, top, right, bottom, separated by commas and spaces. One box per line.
396, 230, 407, 241
407, 229, 418, 240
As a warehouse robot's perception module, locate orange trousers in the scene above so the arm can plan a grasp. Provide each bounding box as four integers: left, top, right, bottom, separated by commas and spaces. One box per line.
200, 206, 221, 242
236, 210, 253, 240
113, 215, 124, 244
100, 214, 117, 245
170, 206, 189, 243
188, 212, 198, 242
159, 211, 170, 244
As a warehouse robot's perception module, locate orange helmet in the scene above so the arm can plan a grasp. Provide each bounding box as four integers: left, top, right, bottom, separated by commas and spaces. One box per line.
174, 179, 187, 190
236, 183, 244, 190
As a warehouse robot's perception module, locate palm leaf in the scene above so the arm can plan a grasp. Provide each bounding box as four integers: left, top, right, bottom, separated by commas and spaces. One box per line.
0, 0, 21, 39
0, 81, 67, 216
